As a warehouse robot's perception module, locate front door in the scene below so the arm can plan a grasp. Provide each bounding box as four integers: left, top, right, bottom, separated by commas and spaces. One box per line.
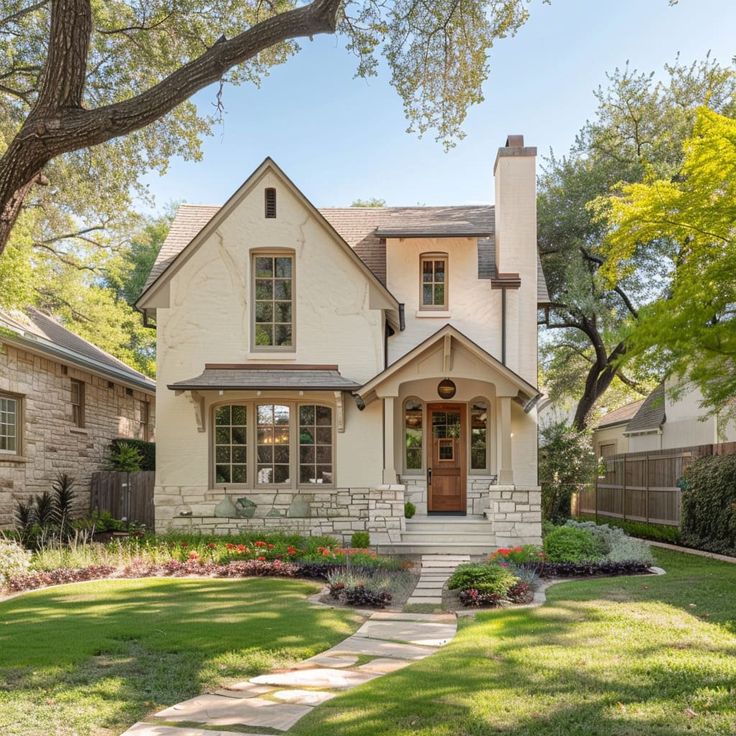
427, 404, 466, 513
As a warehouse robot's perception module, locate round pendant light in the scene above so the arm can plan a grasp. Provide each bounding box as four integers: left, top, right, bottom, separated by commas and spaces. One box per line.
437, 378, 456, 399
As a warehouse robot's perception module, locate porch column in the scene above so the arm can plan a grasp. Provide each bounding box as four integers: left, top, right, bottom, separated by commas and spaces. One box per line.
382, 395, 398, 484
498, 396, 514, 485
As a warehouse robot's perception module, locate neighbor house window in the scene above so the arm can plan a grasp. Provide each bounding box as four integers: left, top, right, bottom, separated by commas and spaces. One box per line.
470, 401, 488, 471
256, 404, 290, 484
299, 405, 333, 484
253, 253, 294, 349
0, 393, 20, 455
420, 254, 448, 309
70, 379, 85, 428
214, 405, 247, 484
136, 400, 150, 441
404, 398, 423, 471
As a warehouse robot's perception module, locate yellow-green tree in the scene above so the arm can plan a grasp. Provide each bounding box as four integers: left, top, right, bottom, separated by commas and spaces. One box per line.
596, 108, 736, 417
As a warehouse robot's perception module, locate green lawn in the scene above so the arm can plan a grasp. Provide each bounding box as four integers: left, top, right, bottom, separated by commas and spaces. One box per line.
292, 549, 736, 736
0, 577, 363, 736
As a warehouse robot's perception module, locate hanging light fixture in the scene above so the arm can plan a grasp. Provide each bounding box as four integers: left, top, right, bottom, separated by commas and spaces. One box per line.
437, 378, 456, 399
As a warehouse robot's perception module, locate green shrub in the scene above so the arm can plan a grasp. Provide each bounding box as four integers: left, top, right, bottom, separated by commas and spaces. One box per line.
351, 531, 370, 549
574, 514, 680, 544
448, 563, 517, 596
543, 526, 603, 562
404, 501, 416, 519
681, 454, 736, 555
106, 442, 143, 472
564, 520, 652, 564
111, 438, 155, 470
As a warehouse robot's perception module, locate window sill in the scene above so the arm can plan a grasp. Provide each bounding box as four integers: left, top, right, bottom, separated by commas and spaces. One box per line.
246, 353, 297, 361
415, 310, 451, 318
69, 427, 88, 435
0, 454, 29, 464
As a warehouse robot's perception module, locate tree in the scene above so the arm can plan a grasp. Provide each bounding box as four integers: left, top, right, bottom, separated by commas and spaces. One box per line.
538, 57, 736, 429
595, 108, 736, 419
351, 198, 386, 207
0, 0, 533, 256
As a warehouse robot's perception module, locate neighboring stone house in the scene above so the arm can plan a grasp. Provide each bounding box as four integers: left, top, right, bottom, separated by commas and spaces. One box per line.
137, 136, 548, 553
0, 309, 156, 527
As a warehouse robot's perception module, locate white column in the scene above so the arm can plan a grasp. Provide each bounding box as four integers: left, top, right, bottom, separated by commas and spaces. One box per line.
382, 396, 398, 484
498, 396, 514, 485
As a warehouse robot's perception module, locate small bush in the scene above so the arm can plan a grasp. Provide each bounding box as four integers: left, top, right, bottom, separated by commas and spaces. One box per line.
544, 526, 603, 562
458, 588, 503, 607
565, 520, 652, 564
574, 515, 680, 544
351, 531, 370, 549
540, 559, 651, 578
326, 570, 394, 608
111, 438, 155, 471
404, 501, 416, 519
106, 442, 143, 472
489, 545, 544, 566
448, 563, 517, 597
0, 538, 32, 584
507, 580, 533, 604
681, 454, 736, 556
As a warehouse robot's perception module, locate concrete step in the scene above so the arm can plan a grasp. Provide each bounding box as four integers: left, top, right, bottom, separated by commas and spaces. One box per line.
403, 532, 493, 544
405, 519, 491, 534
376, 541, 494, 556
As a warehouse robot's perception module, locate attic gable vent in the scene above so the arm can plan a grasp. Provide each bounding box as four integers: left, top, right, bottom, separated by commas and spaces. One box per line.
264, 187, 277, 218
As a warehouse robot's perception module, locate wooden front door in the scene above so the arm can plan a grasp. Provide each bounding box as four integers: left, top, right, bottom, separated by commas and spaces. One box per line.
427, 404, 466, 513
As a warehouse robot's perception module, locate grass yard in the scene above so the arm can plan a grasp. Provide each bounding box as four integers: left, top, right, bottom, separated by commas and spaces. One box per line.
0, 577, 363, 736
292, 549, 736, 736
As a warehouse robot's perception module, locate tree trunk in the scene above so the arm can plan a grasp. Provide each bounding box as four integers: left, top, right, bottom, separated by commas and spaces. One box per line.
572, 341, 626, 430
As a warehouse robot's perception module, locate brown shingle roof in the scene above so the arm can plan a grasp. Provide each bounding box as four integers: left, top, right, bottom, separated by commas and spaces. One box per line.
595, 399, 645, 429
625, 384, 666, 434
168, 367, 360, 391
142, 203, 550, 302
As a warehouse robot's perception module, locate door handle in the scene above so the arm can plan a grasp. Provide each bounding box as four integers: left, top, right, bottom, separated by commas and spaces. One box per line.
427, 468, 432, 485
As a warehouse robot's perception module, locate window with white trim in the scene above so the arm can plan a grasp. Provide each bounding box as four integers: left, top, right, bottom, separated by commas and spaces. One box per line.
0, 394, 20, 455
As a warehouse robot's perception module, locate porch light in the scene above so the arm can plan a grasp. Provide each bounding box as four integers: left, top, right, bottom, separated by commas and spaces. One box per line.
437, 379, 456, 399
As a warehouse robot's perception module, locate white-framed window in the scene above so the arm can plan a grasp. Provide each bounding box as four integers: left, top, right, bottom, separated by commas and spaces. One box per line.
0, 393, 21, 455
252, 253, 294, 350
404, 398, 423, 472
420, 253, 448, 309
212, 402, 334, 488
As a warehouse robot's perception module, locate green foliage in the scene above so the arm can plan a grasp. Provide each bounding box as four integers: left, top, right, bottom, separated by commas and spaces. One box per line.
564, 520, 652, 564
350, 531, 370, 549
575, 514, 681, 544
350, 198, 386, 208
106, 442, 143, 472
543, 525, 603, 562
539, 421, 596, 521
51, 474, 76, 532
404, 501, 416, 519
681, 454, 736, 556
111, 438, 155, 471
447, 563, 517, 596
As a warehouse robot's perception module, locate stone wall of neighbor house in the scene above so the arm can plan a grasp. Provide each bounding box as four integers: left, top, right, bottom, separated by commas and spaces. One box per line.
487, 485, 542, 546
157, 484, 406, 545
403, 475, 499, 517
0, 343, 155, 528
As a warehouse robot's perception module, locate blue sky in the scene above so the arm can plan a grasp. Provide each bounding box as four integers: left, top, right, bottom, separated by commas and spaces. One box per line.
142, 0, 736, 210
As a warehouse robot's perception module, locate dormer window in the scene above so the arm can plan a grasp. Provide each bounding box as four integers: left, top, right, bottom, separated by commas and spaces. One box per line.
253, 252, 294, 350
420, 254, 448, 310
264, 187, 277, 218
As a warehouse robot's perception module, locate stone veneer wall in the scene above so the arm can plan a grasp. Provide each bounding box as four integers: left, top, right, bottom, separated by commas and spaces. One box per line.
488, 486, 542, 546
157, 485, 406, 545
0, 343, 155, 527
403, 475, 499, 516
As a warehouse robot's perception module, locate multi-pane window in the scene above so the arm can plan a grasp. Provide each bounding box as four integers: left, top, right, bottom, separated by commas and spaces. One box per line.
253, 254, 294, 349
471, 401, 488, 470
404, 399, 423, 471
136, 400, 149, 441
299, 405, 333, 484
420, 255, 447, 309
71, 379, 85, 428
257, 404, 290, 484
0, 394, 19, 454
214, 405, 247, 484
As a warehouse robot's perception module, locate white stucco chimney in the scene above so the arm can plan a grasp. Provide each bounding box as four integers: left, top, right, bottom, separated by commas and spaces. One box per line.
493, 135, 537, 384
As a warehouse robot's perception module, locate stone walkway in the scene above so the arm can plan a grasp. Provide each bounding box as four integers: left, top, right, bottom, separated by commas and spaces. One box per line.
121, 610, 457, 735
406, 554, 470, 607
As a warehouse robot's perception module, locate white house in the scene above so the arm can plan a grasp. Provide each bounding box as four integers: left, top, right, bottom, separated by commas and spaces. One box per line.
136, 135, 548, 553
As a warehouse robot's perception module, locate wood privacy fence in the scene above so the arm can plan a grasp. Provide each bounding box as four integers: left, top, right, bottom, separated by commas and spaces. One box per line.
90, 471, 155, 528
575, 442, 736, 527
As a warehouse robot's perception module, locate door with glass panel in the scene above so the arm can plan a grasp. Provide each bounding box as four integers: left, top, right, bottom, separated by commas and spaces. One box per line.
427, 404, 466, 513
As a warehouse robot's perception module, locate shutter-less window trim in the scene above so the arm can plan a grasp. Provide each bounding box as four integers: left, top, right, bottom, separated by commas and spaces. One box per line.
265, 188, 277, 218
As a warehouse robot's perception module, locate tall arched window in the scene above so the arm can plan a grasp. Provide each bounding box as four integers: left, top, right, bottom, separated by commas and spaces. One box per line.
404, 398, 423, 471
470, 400, 488, 471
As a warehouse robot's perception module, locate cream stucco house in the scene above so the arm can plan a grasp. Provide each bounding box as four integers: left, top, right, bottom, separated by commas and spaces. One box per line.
137, 135, 548, 553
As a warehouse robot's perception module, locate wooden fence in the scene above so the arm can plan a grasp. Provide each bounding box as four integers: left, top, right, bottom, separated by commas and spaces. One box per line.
576, 442, 736, 527
90, 471, 155, 528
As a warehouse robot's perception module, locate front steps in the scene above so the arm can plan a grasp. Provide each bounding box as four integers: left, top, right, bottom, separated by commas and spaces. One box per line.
406, 554, 470, 606
376, 515, 495, 557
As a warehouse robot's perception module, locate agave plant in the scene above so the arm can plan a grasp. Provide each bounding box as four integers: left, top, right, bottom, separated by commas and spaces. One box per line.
52, 473, 76, 534
14, 500, 36, 542
34, 491, 56, 527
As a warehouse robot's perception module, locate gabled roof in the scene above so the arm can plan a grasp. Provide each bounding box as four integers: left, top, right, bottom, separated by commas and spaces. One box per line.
0, 308, 155, 393
357, 323, 539, 405
142, 197, 550, 303
136, 158, 399, 321
624, 384, 666, 434
595, 399, 645, 429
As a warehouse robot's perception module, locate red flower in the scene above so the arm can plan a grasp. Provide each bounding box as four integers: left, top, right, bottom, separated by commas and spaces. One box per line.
287, 546, 297, 556
236, 544, 247, 553
226, 543, 236, 550
257, 555, 266, 561
181, 542, 189, 548
207, 542, 217, 549
255, 540, 267, 548
267, 543, 275, 550
188, 551, 199, 561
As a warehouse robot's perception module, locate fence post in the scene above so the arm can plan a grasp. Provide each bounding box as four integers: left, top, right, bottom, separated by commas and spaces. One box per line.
645, 454, 650, 524
622, 454, 627, 521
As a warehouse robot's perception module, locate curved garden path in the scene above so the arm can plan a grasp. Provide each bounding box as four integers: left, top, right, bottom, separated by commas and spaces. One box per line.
121, 610, 457, 735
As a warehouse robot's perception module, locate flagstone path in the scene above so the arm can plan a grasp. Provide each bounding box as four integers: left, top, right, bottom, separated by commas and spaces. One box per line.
121, 609, 457, 735
405, 553, 470, 607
